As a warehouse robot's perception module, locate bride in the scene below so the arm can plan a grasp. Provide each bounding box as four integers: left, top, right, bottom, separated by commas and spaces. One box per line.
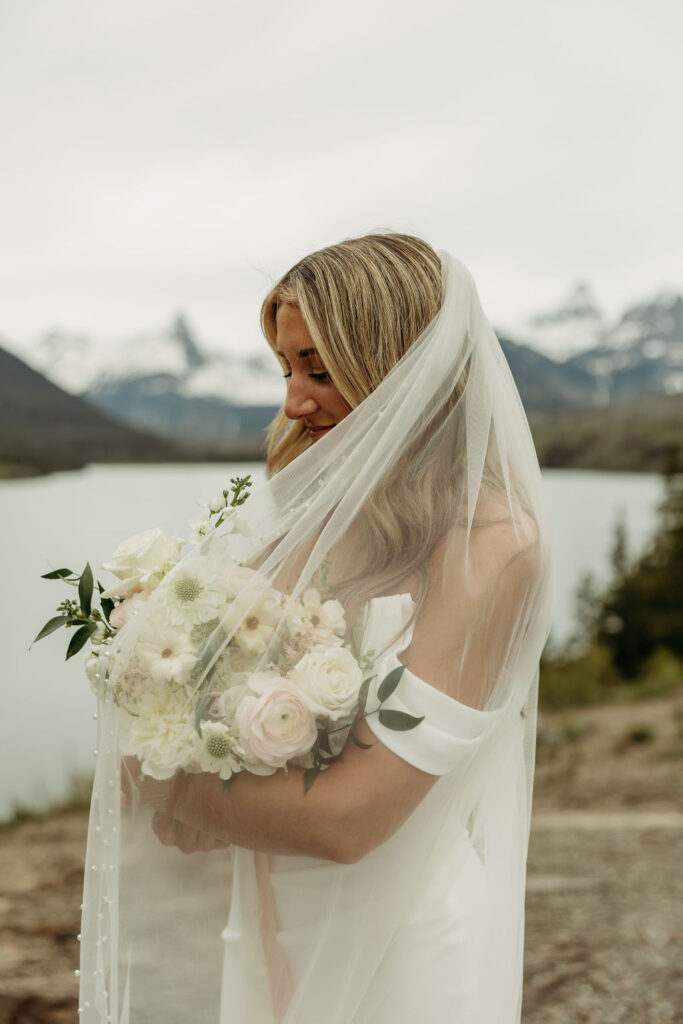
78, 232, 554, 1023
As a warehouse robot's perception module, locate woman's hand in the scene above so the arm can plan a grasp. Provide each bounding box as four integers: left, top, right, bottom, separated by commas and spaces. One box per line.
151, 811, 232, 855
121, 756, 231, 855
120, 756, 179, 813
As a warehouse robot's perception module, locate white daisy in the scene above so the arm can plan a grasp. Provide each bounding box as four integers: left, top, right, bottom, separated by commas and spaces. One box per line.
192, 721, 244, 780
135, 624, 198, 685
286, 588, 346, 646
222, 587, 283, 655
156, 557, 226, 630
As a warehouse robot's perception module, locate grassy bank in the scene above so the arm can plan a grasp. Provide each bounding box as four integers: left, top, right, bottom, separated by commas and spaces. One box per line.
530, 392, 683, 473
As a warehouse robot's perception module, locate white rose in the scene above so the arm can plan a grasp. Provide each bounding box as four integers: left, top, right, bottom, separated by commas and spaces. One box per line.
100, 528, 183, 598
236, 672, 317, 768
288, 645, 363, 721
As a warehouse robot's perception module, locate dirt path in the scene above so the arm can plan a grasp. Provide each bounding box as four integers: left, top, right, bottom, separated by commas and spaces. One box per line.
1, 695, 681, 1023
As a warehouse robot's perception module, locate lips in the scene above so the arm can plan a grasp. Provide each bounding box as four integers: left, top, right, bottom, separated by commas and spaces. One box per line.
307, 423, 335, 439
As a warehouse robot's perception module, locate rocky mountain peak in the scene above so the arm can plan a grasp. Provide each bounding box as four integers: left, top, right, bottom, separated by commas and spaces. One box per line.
529, 280, 604, 329
170, 313, 204, 369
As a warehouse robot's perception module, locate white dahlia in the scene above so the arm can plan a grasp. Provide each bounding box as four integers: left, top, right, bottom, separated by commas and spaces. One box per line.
118, 685, 194, 780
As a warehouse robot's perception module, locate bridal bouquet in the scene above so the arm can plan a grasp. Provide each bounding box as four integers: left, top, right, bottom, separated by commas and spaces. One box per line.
34, 476, 422, 793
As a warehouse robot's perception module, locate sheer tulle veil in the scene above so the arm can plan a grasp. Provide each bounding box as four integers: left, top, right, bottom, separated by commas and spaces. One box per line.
78, 237, 554, 1023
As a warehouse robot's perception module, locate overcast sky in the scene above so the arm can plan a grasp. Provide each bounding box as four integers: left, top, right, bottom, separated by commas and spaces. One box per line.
0, 0, 681, 355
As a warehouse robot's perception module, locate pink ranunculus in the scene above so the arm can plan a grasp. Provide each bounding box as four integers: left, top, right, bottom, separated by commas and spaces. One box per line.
109, 590, 152, 630
236, 674, 317, 769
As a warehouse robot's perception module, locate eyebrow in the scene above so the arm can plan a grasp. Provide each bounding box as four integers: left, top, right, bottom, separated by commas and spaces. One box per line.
275, 347, 318, 359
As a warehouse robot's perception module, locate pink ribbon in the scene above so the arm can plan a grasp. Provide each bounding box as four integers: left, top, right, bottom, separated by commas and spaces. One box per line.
254, 851, 295, 1022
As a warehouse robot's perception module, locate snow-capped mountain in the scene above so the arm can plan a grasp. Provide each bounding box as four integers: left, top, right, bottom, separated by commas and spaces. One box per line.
567, 291, 683, 403
7, 315, 286, 440
506, 282, 683, 403
513, 281, 606, 362
6, 281, 681, 445
15, 315, 285, 407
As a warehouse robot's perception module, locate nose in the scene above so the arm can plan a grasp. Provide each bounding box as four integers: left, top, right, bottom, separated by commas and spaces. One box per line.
284, 374, 319, 421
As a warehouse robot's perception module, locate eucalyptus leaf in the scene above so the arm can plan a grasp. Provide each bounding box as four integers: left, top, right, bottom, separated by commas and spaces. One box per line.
41, 568, 75, 580
377, 709, 425, 731
32, 614, 69, 645
350, 727, 374, 749
194, 693, 217, 736
357, 676, 372, 715
303, 766, 320, 796
66, 623, 95, 660
377, 664, 406, 703
79, 563, 94, 617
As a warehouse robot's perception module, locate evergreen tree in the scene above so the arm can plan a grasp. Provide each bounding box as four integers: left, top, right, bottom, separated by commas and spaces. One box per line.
597, 469, 683, 678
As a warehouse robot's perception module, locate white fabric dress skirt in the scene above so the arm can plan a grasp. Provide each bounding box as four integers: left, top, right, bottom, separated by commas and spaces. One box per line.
219, 594, 530, 1024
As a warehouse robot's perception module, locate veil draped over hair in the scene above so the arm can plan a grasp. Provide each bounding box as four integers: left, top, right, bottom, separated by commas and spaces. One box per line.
78, 251, 554, 1023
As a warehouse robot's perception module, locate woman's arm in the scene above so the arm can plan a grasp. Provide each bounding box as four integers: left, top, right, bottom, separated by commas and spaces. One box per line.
134, 716, 437, 864
133, 522, 538, 862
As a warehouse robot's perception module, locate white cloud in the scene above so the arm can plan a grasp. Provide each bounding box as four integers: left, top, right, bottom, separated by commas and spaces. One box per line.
0, 0, 680, 348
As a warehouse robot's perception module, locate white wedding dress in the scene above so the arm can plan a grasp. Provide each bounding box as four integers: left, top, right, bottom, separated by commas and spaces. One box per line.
219, 593, 532, 1024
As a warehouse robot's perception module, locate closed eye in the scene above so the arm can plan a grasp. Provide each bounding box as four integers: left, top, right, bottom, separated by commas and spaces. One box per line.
281, 371, 331, 381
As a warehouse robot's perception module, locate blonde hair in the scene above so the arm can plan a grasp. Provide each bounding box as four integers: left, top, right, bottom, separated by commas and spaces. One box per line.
259, 232, 501, 621
261, 232, 442, 474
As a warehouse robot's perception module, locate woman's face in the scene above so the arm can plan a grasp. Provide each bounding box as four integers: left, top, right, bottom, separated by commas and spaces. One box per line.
275, 303, 352, 441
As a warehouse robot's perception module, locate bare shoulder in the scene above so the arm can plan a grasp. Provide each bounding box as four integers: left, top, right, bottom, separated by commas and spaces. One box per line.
431, 506, 541, 597
400, 507, 541, 693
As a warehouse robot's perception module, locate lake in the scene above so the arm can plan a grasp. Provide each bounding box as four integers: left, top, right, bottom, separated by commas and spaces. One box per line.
0, 463, 665, 820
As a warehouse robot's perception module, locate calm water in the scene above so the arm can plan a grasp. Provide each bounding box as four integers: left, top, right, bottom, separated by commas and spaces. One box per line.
0, 463, 664, 819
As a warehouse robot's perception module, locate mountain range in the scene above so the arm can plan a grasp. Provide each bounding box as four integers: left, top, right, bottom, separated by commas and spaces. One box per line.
3, 281, 682, 450
0, 344, 185, 474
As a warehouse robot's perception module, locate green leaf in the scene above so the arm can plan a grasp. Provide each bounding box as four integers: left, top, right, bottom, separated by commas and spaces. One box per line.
41, 568, 75, 580
377, 664, 406, 703
317, 729, 332, 755
194, 693, 217, 736
79, 562, 94, 617
101, 597, 115, 622
65, 622, 96, 660
357, 676, 372, 715
318, 750, 343, 765
303, 766, 320, 795
377, 709, 425, 731
350, 727, 374, 749
31, 614, 69, 645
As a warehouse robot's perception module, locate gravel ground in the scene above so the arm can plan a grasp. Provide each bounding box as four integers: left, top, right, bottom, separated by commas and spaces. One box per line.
1, 695, 681, 1023
524, 812, 682, 1023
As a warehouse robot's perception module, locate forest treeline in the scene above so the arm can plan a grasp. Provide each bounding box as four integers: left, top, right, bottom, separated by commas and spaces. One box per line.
529, 393, 683, 474
540, 460, 683, 707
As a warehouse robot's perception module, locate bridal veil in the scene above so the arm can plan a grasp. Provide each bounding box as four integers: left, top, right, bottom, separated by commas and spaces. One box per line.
78, 237, 554, 1022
